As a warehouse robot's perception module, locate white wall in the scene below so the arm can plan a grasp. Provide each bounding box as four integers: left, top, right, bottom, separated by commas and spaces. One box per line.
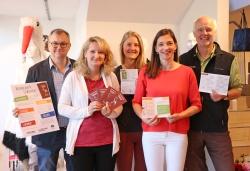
217, 0, 230, 51
0, 15, 77, 171
87, 21, 175, 65
178, 0, 229, 54
179, 0, 217, 54
41, 18, 77, 59
74, 0, 89, 59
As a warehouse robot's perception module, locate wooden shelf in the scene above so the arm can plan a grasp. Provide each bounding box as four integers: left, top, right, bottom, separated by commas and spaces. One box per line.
229, 108, 250, 159
232, 141, 250, 147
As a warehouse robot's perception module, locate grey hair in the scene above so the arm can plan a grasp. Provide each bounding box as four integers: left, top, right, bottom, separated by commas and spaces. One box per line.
193, 16, 217, 32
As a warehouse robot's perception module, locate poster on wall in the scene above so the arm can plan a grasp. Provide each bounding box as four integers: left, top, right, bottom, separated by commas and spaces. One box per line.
11, 81, 59, 137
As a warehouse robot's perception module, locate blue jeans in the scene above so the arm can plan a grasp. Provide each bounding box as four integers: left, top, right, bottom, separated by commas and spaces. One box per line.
37, 129, 73, 171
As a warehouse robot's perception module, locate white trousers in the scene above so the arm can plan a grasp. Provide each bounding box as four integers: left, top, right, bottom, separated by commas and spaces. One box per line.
142, 131, 188, 171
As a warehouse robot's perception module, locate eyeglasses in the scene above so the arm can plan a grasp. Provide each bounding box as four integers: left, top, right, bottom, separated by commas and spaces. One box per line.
49, 41, 69, 48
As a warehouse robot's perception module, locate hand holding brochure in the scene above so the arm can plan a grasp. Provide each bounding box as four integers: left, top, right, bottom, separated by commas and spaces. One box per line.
11, 81, 59, 137
88, 86, 127, 110
142, 97, 170, 118
199, 72, 230, 95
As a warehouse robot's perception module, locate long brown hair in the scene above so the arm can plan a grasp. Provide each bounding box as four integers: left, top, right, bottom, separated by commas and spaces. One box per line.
146, 28, 178, 78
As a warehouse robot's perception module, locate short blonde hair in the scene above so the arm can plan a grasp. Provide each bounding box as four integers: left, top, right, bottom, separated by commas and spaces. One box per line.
120, 31, 145, 69
74, 36, 114, 76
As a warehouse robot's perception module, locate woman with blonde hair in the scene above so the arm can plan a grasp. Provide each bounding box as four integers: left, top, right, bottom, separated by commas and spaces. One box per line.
114, 31, 147, 171
58, 36, 122, 171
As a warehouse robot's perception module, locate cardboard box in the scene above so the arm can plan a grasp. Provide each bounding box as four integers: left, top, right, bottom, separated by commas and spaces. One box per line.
229, 96, 249, 111
242, 84, 250, 96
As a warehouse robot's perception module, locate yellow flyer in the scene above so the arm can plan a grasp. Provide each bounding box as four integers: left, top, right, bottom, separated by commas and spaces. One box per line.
142, 97, 170, 118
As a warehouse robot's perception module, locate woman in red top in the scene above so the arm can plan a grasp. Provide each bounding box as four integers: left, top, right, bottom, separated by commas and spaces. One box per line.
133, 28, 202, 171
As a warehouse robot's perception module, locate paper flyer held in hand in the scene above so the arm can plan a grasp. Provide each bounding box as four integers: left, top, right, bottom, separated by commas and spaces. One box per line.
199, 72, 230, 96
142, 97, 170, 118
11, 81, 59, 137
120, 69, 138, 94
88, 86, 127, 110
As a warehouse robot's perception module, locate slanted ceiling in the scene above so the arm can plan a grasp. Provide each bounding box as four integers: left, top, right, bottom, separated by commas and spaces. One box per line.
0, 0, 249, 24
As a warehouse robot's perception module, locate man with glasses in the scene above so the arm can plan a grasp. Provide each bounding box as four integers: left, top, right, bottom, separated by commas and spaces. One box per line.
25, 28, 75, 171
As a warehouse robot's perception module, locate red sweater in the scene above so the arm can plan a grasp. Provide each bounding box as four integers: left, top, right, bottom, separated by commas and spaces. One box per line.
133, 65, 201, 134
75, 78, 113, 147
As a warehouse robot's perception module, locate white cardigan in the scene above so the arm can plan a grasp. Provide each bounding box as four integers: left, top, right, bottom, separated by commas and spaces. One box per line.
58, 70, 122, 155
